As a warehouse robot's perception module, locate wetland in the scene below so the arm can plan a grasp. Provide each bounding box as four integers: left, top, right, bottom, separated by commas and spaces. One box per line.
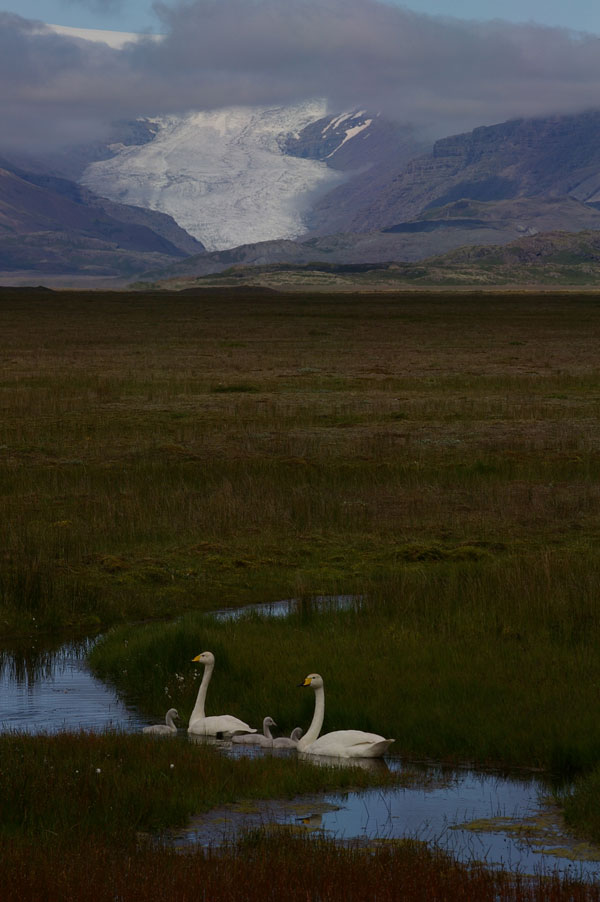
3, 286, 600, 899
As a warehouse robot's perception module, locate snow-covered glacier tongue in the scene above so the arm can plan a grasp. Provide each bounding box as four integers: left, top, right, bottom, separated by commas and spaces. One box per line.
80, 101, 345, 251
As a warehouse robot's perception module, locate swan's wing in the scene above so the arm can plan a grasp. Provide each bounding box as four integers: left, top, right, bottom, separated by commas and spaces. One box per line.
218, 715, 256, 734
190, 715, 257, 736
272, 737, 297, 748
306, 730, 393, 757
331, 730, 391, 745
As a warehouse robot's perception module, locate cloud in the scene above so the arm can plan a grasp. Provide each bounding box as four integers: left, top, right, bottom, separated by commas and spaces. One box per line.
62, 0, 124, 13
2, 1, 600, 153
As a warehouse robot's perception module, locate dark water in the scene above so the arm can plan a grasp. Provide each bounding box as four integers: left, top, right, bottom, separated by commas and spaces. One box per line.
2, 599, 600, 879
0, 637, 145, 732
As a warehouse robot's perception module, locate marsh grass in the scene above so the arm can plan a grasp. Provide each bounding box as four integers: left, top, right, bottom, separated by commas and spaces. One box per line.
0, 728, 596, 900
4, 287, 600, 893
0, 731, 397, 845
5, 288, 600, 774
2, 831, 599, 902
557, 768, 600, 845
2, 289, 600, 636
91, 560, 600, 775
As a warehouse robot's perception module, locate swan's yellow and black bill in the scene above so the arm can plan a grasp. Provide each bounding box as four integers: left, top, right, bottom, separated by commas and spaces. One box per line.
298, 676, 312, 687
192, 654, 202, 662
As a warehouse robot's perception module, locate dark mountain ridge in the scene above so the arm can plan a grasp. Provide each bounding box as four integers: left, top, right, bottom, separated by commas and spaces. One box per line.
308, 110, 600, 235
0, 159, 203, 276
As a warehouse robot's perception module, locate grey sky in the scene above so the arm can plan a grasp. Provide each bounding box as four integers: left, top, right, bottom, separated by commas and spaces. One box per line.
2, 0, 600, 152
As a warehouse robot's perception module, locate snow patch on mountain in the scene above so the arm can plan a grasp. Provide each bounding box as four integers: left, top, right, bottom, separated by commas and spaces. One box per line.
81, 101, 345, 251
326, 120, 373, 158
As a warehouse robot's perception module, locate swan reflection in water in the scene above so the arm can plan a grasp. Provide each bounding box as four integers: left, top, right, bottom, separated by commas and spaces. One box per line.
297, 753, 391, 773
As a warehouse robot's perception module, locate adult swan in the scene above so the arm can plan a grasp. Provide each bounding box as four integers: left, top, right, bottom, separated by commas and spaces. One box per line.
188, 651, 256, 738
297, 673, 394, 758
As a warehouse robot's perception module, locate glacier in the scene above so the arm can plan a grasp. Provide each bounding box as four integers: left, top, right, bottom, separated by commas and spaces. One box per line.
81, 101, 345, 251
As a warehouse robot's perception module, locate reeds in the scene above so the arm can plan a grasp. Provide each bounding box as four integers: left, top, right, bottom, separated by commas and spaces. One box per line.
1, 831, 599, 901
0, 730, 398, 845
90, 567, 600, 776
2, 289, 600, 635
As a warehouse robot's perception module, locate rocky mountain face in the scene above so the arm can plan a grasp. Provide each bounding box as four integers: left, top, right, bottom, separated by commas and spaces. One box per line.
0, 159, 203, 276
282, 110, 424, 173
308, 111, 600, 234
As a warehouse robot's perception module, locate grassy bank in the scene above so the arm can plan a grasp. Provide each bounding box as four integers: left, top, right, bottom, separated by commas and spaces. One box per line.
4, 287, 600, 849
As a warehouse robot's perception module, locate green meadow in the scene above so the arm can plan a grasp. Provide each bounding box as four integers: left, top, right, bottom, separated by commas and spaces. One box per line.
3, 286, 600, 894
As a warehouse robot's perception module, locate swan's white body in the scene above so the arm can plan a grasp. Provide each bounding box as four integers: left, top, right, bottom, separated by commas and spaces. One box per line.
297, 674, 393, 758
143, 707, 179, 735
232, 716, 277, 747
188, 651, 256, 738
272, 726, 304, 749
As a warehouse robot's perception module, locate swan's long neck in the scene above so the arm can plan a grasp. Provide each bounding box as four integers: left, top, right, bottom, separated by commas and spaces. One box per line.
190, 663, 213, 723
263, 718, 274, 740
166, 711, 176, 728
299, 684, 324, 748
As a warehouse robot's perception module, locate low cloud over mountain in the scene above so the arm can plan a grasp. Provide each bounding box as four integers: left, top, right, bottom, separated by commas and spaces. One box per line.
2, 0, 600, 152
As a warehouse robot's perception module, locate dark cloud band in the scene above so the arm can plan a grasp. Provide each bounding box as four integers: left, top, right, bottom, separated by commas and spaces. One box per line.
1, 1, 600, 151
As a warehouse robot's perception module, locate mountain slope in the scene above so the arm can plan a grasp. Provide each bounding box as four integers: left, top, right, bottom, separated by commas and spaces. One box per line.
0, 161, 203, 276
308, 111, 600, 234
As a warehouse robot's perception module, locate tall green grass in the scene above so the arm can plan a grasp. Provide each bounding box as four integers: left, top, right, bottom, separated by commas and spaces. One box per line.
557, 767, 600, 845
91, 548, 600, 775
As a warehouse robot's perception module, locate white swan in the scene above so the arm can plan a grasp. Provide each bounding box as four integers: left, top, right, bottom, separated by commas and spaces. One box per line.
232, 716, 277, 747
272, 726, 304, 749
296, 674, 394, 758
188, 651, 256, 738
143, 707, 179, 735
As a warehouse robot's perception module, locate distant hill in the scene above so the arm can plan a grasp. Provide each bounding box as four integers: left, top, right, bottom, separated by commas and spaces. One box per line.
136, 229, 600, 291
134, 196, 600, 285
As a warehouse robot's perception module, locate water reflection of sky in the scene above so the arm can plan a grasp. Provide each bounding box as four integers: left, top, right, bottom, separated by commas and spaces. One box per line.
0, 640, 145, 733
178, 751, 600, 880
